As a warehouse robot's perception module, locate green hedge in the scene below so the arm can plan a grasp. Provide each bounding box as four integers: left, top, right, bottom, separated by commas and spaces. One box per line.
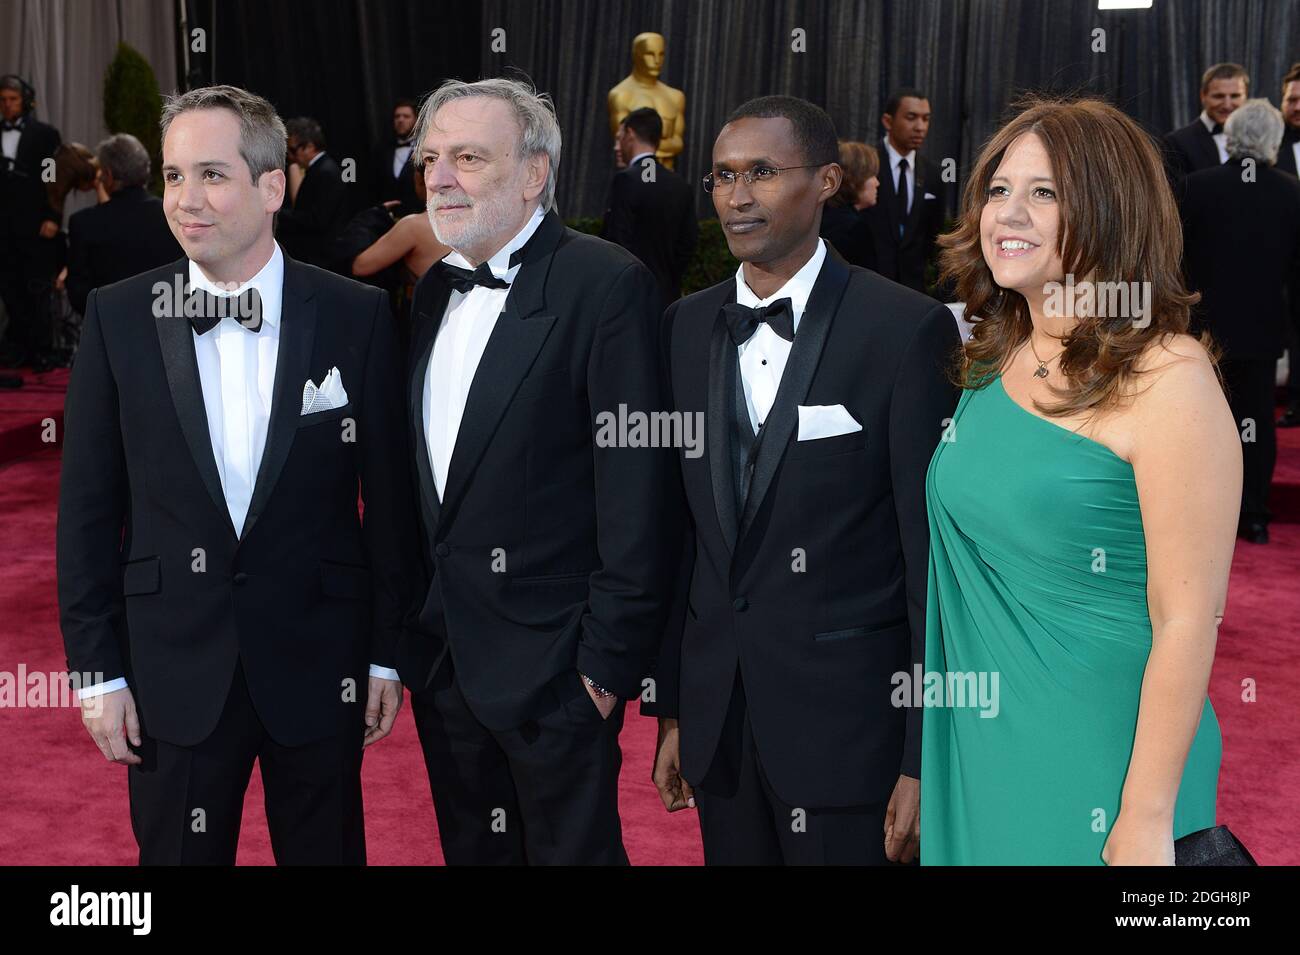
103, 43, 164, 195
566, 217, 738, 296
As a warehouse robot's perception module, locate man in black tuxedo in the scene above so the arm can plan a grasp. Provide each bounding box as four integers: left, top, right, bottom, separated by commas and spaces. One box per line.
371, 98, 421, 217
277, 117, 350, 270
396, 77, 678, 865
66, 133, 182, 315
861, 89, 944, 294
648, 95, 960, 865
57, 85, 415, 865
1180, 98, 1300, 546
1276, 63, 1300, 426
602, 107, 698, 310
1163, 63, 1248, 183
0, 75, 62, 367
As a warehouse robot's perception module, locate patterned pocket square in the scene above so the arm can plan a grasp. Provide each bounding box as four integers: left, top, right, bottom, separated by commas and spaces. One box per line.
301, 367, 348, 415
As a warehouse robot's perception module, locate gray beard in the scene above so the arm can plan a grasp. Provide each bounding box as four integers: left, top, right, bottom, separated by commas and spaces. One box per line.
428, 189, 519, 258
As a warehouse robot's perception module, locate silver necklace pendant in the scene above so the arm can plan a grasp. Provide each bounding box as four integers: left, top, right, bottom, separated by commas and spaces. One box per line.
1033, 363, 1049, 379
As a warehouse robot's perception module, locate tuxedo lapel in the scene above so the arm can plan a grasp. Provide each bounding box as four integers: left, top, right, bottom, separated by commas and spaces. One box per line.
409, 279, 453, 529
705, 287, 740, 553
241, 256, 317, 543
1195, 123, 1221, 168
737, 253, 851, 543
155, 258, 238, 540
435, 211, 564, 531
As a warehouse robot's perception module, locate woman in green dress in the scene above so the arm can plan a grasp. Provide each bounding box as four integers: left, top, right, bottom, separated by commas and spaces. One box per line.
920, 97, 1241, 865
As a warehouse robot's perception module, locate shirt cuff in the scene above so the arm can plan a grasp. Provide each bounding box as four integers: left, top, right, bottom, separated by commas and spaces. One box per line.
368, 664, 401, 681
77, 677, 129, 700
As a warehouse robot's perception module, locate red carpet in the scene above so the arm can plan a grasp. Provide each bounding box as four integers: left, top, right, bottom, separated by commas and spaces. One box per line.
2, 404, 1297, 864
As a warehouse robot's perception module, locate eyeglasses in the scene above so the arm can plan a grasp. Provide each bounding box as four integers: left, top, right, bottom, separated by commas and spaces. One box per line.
702, 162, 833, 194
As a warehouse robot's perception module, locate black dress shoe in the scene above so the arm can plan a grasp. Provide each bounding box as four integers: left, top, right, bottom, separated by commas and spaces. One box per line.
1279, 407, 1300, 428
1239, 522, 1270, 545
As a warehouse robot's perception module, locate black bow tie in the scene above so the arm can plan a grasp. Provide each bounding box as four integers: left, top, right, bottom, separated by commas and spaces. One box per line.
434, 259, 514, 294
187, 287, 264, 335
722, 298, 795, 346
1211, 122, 1224, 135
0, 120, 22, 132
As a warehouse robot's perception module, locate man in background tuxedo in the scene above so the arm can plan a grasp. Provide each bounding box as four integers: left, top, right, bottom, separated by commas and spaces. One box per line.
1276, 63, 1300, 427
1180, 99, 1300, 546
862, 88, 944, 293
66, 133, 182, 315
0, 74, 62, 368
397, 77, 677, 865
57, 85, 414, 864
277, 117, 350, 269
1164, 62, 1248, 183
602, 106, 698, 310
648, 95, 959, 864
371, 98, 421, 217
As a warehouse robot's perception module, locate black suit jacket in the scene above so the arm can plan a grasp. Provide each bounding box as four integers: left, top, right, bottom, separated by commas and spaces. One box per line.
1180, 158, 1300, 360
654, 251, 960, 808
277, 154, 351, 269
0, 116, 61, 237
601, 156, 698, 309
370, 141, 421, 217
1163, 119, 1222, 183
57, 254, 417, 747
819, 202, 877, 271
66, 187, 183, 315
396, 210, 680, 730
862, 143, 944, 293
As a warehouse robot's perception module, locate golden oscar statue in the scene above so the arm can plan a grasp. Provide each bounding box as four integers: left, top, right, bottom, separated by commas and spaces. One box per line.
607, 32, 685, 169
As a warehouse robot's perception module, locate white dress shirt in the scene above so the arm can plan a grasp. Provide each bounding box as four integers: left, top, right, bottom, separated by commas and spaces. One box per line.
732, 238, 827, 432
1, 117, 21, 163
423, 205, 547, 499
1199, 111, 1230, 164
393, 141, 414, 179
80, 241, 394, 698
884, 137, 916, 221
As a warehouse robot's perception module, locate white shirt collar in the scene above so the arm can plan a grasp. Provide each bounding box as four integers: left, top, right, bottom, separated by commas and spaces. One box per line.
734, 238, 827, 332
188, 242, 285, 329
443, 205, 547, 281
884, 137, 916, 172
308, 150, 325, 168
627, 151, 655, 167
1200, 111, 1225, 135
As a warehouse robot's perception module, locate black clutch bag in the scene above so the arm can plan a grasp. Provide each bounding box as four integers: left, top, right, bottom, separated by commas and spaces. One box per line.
1174, 826, 1257, 865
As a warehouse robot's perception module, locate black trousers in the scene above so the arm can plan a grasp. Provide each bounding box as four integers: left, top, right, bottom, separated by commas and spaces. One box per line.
126, 657, 366, 865
693, 672, 890, 866
0, 232, 57, 356
409, 658, 628, 865
1220, 357, 1278, 526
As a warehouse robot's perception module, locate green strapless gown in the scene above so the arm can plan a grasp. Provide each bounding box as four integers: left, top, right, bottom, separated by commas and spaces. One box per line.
920, 375, 1220, 865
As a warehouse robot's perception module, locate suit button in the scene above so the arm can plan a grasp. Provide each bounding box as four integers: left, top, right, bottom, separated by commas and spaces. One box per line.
233, 572, 249, 585
435, 543, 451, 558
733, 597, 748, 612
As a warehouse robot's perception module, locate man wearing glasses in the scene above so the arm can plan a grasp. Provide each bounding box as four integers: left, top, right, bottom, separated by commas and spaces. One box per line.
646, 95, 959, 865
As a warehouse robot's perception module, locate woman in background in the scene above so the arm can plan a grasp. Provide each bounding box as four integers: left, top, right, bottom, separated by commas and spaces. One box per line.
920, 96, 1239, 865
819, 139, 878, 270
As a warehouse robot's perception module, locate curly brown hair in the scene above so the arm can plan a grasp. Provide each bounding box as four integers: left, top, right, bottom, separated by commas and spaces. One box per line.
938, 94, 1208, 417
830, 140, 879, 208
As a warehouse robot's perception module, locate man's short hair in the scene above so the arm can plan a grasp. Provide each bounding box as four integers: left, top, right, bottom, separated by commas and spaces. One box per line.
95, 133, 151, 188
394, 98, 416, 112
884, 87, 929, 118
1225, 98, 1284, 163
620, 107, 663, 150
160, 84, 286, 184
414, 75, 563, 213
724, 95, 838, 167
1283, 62, 1300, 90
1201, 62, 1249, 93
285, 117, 326, 151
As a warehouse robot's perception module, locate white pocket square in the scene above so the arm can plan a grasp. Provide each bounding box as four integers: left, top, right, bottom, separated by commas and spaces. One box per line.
301, 366, 349, 415
797, 404, 862, 441
924, 192, 937, 200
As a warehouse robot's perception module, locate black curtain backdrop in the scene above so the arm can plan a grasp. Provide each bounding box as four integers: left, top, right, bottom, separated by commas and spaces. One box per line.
478, 0, 1300, 220
168, 1, 1300, 222
180, 0, 482, 205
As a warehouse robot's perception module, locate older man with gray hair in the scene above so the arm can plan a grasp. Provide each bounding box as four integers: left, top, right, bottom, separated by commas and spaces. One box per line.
396, 76, 680, 864
1180, 97, 1300, 545
66, 133, 180, 314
